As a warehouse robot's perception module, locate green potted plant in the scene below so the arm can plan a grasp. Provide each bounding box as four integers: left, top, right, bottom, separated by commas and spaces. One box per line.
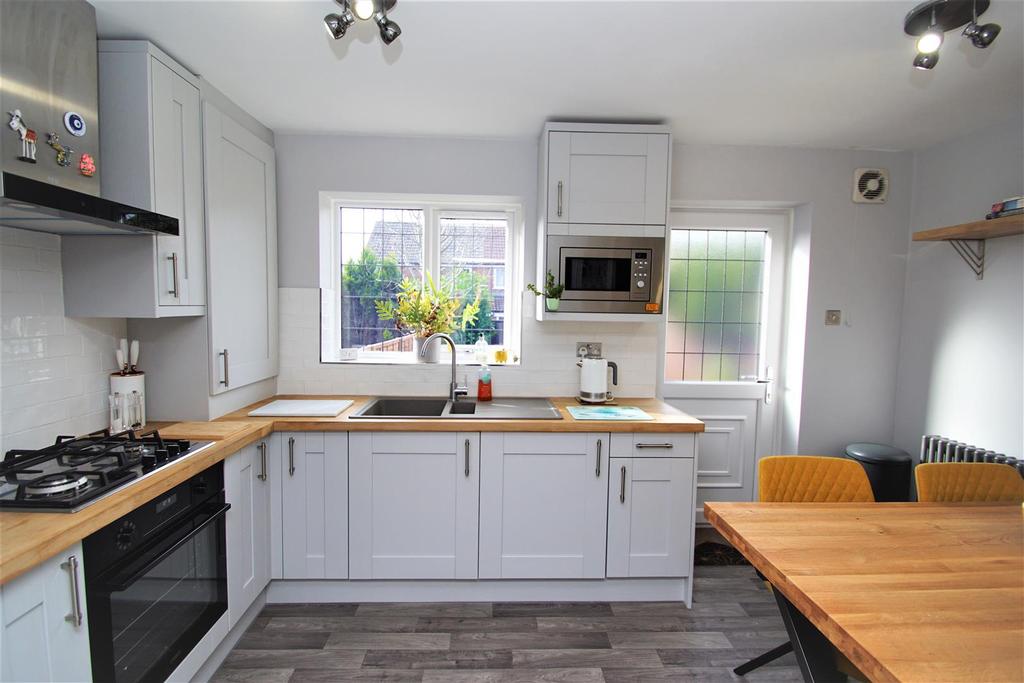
375, 272, 481, 363
527, 271, 565, 312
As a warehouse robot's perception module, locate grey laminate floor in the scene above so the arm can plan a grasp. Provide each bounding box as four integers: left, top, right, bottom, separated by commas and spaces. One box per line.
212, 565, 802, 682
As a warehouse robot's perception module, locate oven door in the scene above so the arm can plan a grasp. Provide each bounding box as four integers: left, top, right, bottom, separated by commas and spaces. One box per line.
87, 499, 229, 683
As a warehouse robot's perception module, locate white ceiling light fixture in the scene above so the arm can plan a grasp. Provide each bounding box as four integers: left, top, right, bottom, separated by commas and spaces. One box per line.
904, 0, 1002, 70
324, 0, 401, 45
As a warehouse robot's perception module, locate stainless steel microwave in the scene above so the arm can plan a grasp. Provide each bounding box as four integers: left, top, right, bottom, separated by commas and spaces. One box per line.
546, 235, 665, 314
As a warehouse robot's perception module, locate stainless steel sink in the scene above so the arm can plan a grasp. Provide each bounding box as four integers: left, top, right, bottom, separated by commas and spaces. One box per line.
350, 397, 562, 420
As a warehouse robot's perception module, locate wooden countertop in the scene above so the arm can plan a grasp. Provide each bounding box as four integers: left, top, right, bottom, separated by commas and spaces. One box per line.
0, 421, 272, 585
217, 395, 705, 433
1, 395, 701, 585
705, 501, 1024, 683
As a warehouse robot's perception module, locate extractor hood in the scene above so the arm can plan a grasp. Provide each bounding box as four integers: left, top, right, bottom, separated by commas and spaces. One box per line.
0, 0, 178, 237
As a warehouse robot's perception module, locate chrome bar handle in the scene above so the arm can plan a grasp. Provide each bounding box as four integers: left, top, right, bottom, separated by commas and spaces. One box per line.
636, 443, 674, 450
257, 441, 267, 481
61, 555, 83, 627
464, 438, 470, 477
619, 465, 627, 503
288, 436, 296, 476
167, 253, 180, 298
219, 349, 229, 386
556, 180, 564, 217
595, 438, 602, 477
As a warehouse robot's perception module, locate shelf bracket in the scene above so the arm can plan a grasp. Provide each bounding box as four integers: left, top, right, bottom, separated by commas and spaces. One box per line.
948, 239, 985, 280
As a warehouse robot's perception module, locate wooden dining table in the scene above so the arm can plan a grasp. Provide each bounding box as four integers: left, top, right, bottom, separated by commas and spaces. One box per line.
704, 502, 1024, 683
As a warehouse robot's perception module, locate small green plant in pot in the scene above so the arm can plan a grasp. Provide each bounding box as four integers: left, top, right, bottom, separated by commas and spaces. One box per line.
375, 272, 481, 363
528, 271, 565, 312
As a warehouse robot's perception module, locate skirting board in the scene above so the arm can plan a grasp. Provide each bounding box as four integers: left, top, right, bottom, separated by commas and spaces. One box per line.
269, 578, 693, 606
167, 587, 268, 683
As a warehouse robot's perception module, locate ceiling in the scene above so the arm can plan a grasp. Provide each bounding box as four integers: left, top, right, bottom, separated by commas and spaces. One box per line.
92, 0, 1024, 150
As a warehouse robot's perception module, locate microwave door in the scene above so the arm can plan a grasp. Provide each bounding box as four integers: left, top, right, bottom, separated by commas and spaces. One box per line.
562, 249, 634, 301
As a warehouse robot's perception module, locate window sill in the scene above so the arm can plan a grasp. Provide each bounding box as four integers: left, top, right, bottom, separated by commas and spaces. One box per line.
321, 350, 519, 367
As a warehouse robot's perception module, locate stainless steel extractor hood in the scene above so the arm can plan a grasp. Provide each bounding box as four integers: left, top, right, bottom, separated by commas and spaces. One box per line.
0, 0, 177, 236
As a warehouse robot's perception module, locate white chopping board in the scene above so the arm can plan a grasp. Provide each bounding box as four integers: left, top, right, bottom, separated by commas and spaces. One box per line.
248, 399, 353, 417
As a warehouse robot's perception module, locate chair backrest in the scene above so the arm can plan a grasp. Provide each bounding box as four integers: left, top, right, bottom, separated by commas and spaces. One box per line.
915, 462, 1024, 503
759, 456, 875, 503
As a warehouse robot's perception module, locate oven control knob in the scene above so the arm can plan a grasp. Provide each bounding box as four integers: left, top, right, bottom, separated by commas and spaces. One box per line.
637, 280, 645, 288
116, 521, 137, 551
141, 453, 157, 469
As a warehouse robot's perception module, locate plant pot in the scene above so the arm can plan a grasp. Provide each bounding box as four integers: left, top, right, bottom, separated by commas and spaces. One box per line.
415, 336, 440, 363
545, 297, 561, 312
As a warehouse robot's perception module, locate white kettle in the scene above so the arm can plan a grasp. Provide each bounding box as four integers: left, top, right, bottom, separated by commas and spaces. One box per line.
577, 357, 618, 403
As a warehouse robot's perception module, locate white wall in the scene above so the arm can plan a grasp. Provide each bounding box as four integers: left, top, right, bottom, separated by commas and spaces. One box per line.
0, 227, 126, 450
894, 112, 1024, 457
275, 133, 913, 455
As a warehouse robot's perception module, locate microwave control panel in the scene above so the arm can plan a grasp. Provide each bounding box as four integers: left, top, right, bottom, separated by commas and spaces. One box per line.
631, 250, 652, 300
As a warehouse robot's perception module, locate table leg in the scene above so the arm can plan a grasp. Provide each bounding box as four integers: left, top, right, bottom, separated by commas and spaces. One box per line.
773, 589, 846, 682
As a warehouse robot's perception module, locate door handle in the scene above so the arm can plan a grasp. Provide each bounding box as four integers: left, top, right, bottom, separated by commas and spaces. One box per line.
167, 253, 180, 298
619, 465, 627, 503
464, 438, 471, 477
636, 443, 674, 449
556, 180, 563, 217
61, 555, 84, 627
288, 436, 296, 476
257, 442, 267, 481
219, 349, 229, 386
595, 438, 602, 477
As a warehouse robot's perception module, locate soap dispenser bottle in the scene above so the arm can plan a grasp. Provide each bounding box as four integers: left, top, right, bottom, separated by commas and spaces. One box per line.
474, 335, 492, 401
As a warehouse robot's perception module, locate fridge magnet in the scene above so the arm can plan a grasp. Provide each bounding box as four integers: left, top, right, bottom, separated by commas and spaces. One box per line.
79, 152, 96, 177
6, 109, 38, 163
46, 132, 74, 167
63, 111, 86, 137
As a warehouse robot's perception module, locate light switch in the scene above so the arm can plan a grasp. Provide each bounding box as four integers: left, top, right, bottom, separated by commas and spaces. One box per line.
825, 310, 842, 326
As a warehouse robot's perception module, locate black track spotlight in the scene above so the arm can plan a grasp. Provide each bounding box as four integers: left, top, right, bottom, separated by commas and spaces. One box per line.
913, 51, 940, 69
376, 14, 402, 44
963, 21, 1001, 47
324, 10, 354, 39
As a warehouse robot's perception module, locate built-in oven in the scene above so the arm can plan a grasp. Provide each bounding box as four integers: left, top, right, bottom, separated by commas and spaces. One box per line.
84, 462, 228, 683
546, 235, 665, 314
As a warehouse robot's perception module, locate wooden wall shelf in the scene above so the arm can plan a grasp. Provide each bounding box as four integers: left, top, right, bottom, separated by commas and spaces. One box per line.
912, 213, 1024, 242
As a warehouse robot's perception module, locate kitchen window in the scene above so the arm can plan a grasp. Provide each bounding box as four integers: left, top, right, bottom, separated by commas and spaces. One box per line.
320, 193, 523, 363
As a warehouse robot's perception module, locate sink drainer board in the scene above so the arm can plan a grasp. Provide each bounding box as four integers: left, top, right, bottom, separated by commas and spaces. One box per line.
247, 399, 354, 417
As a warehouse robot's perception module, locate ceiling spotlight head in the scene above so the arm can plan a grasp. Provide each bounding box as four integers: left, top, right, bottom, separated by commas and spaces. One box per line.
376, 14, 402, 44
324, 12, 353, 39
963, 21, 1001, 47
913, 51, 939, 70
352, 0, 376, 20
916, 29, 943, 53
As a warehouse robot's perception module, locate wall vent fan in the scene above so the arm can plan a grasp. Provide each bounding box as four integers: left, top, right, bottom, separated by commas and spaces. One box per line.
853, 168, 889, 203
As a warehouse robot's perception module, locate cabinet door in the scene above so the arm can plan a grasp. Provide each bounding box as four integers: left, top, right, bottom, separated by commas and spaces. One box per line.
350, 432, 478, 579
225, 441, 272, 626
151, 57, 205, 308
0, 543, 91, 682
607, 457, 694, 578
547, 131, 669, 225
479, 432, 608, 579
281, 432, 349, 579
205, 102, 278, 393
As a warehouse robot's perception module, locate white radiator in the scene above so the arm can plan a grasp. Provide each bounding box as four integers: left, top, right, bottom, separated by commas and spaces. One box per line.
920, 435, 1023, 477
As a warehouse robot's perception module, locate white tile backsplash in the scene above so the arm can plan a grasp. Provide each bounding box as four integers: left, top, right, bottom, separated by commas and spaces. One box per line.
278, 287, 659, 398
0, 226, 126, 451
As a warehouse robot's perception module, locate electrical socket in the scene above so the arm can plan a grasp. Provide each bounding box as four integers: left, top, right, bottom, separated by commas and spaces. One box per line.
576, 342, 602, 358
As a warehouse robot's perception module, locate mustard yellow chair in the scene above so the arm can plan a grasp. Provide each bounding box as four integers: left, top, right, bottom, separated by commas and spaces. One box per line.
915, 462, 1024, 503
734, 456, 874, 679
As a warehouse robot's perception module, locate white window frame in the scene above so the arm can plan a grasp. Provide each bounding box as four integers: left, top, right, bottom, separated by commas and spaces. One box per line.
318, 191, 524, 364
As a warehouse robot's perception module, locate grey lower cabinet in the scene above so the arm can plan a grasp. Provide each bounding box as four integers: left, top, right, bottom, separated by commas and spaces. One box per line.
348, 432, 480, 580
0, 543, 91, 682
224, 436, 275, 626
479, 432, 609, 579
279, 432, 348, 579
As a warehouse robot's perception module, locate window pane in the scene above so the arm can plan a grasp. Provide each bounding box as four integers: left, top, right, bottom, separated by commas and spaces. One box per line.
439, 216, 508, 345
340, 207, 424, 350
666, 228, 767, 382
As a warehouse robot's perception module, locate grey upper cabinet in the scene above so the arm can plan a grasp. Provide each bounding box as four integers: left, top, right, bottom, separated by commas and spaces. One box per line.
203, 100, 279, 394
63, 41, 206, 318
